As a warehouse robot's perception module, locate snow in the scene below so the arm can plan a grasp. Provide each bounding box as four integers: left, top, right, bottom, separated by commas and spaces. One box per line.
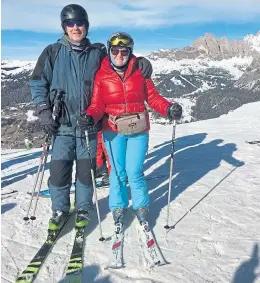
190, 81, 214, 95
151, 57, 253, 80
1, 102, 260, 283
170, 77, 186, 87
244, 32, 260, 52
26, 110, 38, 122
1, 60, 35, 76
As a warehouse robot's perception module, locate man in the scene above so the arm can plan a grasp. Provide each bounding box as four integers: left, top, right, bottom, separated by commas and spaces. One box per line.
31, 4, 153, 230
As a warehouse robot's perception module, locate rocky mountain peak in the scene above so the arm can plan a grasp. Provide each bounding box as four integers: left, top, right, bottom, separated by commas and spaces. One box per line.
149, 32, 260, 61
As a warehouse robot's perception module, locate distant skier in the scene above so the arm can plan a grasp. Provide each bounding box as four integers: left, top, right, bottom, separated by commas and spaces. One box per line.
30, 4, 153, 231
24, 138, 32, 150
79, 32, 183, 227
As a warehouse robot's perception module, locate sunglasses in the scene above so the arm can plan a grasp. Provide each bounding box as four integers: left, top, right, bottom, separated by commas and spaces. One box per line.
65, 20, 85, 28
111, 47, 129, 56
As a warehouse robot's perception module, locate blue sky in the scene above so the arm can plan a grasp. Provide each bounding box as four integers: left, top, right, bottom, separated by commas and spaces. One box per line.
2, 0, 260, 60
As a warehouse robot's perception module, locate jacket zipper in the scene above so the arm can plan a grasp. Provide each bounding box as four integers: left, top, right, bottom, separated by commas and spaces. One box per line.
122, 80, 127, 114
117, 73, 127, 114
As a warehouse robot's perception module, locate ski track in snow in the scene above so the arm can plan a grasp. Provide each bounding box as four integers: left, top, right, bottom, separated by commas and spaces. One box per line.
1, 102, 260, 283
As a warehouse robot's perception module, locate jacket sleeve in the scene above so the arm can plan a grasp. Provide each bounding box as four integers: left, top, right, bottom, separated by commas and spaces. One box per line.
145, 78, 172, 116
86, 72, 105, 124
29, 45, 54, 106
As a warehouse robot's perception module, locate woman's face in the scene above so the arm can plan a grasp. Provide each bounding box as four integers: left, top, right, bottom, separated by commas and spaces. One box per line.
110, 47, 130, 67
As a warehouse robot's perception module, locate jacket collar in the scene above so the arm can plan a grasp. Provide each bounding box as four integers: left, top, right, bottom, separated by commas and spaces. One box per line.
101, 55, 138, 80
58, 36, 91, 51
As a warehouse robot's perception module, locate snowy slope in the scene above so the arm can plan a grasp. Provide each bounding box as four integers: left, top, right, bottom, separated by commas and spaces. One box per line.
1, 60, 36, 77
1, 102, 260, 283
151, 56, 252, 80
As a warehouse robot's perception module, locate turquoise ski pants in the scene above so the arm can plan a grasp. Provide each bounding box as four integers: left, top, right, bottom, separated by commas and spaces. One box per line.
103, 131, 149, 211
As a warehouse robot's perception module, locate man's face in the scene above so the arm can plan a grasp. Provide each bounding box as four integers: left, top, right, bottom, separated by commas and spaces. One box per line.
65, 20, 87, 42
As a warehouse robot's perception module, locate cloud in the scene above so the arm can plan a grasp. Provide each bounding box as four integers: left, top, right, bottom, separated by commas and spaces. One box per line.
2, 0, 260, 32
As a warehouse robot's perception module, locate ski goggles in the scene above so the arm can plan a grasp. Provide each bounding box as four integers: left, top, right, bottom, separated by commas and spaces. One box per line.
109, 35, 132, 46
110, 47, 130, 56
64, 20, 85, 28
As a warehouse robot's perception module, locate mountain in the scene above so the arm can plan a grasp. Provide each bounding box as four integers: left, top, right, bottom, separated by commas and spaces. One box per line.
2, 101, 260, 283
1, 32, 260, 148
148, 32, 260, 123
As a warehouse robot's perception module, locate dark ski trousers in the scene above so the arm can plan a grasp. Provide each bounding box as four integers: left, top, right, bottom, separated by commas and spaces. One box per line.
49, 134, 97, 213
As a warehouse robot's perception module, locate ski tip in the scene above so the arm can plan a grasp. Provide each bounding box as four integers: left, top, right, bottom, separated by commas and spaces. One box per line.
104, 264, 125, 270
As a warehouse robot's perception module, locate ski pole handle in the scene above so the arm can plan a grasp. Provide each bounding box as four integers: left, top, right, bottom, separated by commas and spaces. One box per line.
52, 88, 64, 120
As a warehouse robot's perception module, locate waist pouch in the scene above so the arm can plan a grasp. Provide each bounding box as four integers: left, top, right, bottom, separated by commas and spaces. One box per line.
109, 112, 147, 135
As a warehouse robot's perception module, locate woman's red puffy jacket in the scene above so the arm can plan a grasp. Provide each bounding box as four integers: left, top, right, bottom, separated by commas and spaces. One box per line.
86, 56, 172, 133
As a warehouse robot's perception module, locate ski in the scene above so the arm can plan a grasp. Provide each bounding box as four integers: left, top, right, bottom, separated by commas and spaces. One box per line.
61, 226, 86, 283
1, 188, 18, 195
135, 220, 166, 269
16, 213, 73, 283
245, 140, 260, 145
105, 222, 125, 269
27, 189, 75, 198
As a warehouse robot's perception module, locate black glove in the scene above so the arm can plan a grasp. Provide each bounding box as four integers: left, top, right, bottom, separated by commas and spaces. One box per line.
36, 104, 60, 135
167, 103, 182, 120
137, 57, 153, 78
78, 115, 95, 131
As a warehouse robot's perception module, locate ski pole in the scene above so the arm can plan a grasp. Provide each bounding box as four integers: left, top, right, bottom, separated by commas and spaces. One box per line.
164, 120, 177, 229
85, 129, 105, 242
24, 89, 64, 221
23, 135, 50, 221
29, 136, 51, 220
30, 89, 64, 220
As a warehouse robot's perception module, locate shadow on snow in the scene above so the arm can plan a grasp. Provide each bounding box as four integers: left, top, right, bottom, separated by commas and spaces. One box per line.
1, 203, 17, 214
232, 243, 260, 283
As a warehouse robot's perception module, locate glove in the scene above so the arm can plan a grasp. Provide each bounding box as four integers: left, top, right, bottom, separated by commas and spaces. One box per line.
137, 57, 153, 78
36, 104, 60, 136
167, 103, 183, 120
78, 115, 95, 131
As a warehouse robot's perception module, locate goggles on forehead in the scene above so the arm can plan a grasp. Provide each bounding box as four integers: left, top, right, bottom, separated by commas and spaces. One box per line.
110, 35, 131, 46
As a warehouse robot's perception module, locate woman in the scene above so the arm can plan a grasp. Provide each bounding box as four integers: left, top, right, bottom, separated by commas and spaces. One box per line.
80, 32, 182, 226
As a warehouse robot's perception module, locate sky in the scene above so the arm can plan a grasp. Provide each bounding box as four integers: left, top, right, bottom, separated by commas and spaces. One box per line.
1, 0, 260, 60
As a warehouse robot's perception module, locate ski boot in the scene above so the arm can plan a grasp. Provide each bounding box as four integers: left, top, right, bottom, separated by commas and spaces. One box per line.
134, 207, 149, 225
112, 207, 127, 225
48, 210, 69, 231
101, 173, 110, 186
75, 209, 90, 228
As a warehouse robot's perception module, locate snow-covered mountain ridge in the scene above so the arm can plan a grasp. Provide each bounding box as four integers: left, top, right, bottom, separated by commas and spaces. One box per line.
149, 32, 260, 61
